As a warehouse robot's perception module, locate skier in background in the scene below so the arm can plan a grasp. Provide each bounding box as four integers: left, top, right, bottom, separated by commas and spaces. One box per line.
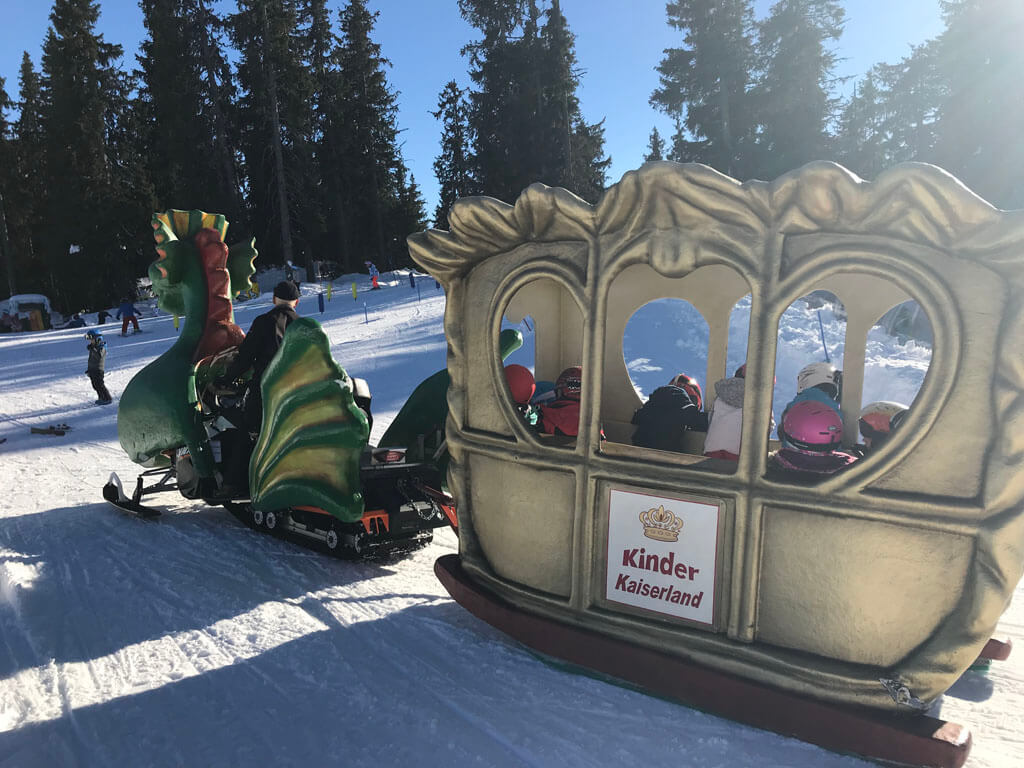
85, 330, 113, 405
97, 308, 111, 325
116, 297, 141, 336
365, 261, 380, 290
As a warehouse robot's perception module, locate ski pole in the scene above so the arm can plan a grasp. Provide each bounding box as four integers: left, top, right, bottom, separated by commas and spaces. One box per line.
364, 303, 368, 324
817, 310, 831, 363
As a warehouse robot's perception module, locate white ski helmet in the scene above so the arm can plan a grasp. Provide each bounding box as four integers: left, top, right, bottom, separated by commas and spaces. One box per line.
796, 361, 841, 398
859, 401, 908, 446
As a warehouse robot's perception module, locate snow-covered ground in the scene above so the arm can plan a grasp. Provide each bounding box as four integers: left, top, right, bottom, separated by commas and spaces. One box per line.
0, 272, 1019, 767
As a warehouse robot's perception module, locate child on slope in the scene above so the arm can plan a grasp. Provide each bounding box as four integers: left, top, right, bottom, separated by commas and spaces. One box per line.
86, 330, 113, 405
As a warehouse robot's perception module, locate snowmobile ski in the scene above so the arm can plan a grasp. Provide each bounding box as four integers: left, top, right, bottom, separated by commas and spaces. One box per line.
103, 472, 162, 519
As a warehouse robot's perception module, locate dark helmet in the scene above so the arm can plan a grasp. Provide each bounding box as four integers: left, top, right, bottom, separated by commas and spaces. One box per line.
555, 366, 582, 401
668, 372, 703, 411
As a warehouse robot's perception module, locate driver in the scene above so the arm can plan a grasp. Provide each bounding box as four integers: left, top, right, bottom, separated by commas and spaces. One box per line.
220, 280, 300, 433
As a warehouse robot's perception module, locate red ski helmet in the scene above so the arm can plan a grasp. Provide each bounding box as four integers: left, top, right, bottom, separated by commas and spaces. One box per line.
858, 401, 908, 447
504, 364, 536, 405
778, 400, 843, 455
555, 366, 583, 401
668, 372, 703, 411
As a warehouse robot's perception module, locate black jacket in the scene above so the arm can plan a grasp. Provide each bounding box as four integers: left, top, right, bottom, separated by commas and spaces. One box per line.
631, 385, 708, 453
225, 304, 298, 385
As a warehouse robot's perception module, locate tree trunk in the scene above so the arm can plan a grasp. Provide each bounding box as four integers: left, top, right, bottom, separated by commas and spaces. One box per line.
0, 189, 15, 297
260, 1, 294, 265
197, 0, 243, 225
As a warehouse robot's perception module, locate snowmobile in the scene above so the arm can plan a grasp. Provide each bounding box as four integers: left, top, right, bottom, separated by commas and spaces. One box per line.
104, 352, 456, 557
104, 210, 456, 558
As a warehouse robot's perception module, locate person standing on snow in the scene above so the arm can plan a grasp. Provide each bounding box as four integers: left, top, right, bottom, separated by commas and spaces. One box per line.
85, 330, 113, 404
220, 280, 301, 433
365, 261, 380, 290
97, 308, 111, 325
116, 297, 141, 336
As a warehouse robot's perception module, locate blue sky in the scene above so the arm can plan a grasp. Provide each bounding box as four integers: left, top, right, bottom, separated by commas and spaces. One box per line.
1, 0, 944, 213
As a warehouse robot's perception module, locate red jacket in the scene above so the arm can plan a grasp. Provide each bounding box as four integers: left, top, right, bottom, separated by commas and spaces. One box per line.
539, 399, 580, 436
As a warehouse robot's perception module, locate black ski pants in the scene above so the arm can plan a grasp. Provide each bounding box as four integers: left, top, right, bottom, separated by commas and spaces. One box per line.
89, 371, 112, 402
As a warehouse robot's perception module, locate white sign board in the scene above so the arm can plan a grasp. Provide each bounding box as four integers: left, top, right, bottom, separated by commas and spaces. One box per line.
605, 488, 719, 626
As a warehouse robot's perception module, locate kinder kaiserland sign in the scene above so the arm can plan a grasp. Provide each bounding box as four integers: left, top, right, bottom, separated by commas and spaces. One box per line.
606, 489, 719, 625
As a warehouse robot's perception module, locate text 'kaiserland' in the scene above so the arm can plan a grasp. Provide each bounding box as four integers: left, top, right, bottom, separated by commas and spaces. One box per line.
612, 548, 704, 608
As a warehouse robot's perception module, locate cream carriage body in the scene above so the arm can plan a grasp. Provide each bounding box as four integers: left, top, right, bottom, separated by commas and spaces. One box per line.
410, 162, 1024, 765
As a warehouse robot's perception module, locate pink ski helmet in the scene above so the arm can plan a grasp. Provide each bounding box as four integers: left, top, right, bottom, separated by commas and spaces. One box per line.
779, 400, 843, 454
504, 364, 536, 405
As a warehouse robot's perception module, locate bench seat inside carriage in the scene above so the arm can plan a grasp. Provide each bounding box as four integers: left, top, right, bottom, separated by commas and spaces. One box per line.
408, 161, 1024, 762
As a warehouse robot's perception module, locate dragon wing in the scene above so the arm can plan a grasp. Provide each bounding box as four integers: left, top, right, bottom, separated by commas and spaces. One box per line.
249, 318, 370, 522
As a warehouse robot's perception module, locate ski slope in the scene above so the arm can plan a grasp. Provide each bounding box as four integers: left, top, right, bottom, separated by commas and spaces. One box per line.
0, 273, 1020, 767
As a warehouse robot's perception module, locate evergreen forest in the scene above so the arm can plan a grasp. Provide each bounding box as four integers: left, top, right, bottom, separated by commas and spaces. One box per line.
0, 0, 1020, 312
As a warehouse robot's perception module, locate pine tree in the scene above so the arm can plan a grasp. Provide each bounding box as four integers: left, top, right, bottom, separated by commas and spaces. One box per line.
328, 0, 420, 271
933, 0, 1024, 206
7, 54, 48, 295
432, 80, 475, 227
835, 71, 887, 179
461, 0, 609, 203
750, 0, 845, 180
651, 0, 757, 177
643, 126, 666, 162
230, 0, 307, 269
0, 76, 15, 297
137, 0, 243, 223
40, 0, 134, 310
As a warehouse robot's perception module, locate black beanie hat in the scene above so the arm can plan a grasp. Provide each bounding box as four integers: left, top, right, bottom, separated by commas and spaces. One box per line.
273, 280, 300, 301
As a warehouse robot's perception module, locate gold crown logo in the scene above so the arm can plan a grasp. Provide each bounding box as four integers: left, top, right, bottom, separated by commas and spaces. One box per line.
639, 505, 684, 542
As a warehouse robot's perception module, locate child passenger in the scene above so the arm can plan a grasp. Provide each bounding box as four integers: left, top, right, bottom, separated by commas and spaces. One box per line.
504, 364, 539, 427
857, 401, 908, 454
704, 364, 745, 460
769, 400, 856, 475
789, 361, 843, 415
538, 366, 583, 436
631, 372, 708, 453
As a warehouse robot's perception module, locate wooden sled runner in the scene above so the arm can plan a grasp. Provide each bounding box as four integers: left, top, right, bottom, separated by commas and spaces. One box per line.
436, 554, 971, 768
411, 161, 1024, 766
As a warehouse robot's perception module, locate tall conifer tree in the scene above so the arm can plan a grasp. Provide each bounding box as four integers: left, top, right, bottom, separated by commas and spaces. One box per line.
40, 0, 134, 308
0, 76, 14, 297
460, 0, 608, 203
651, 0, 757, 177
934, 0, 1024, 206
750, 0, 845, 179
643, 127, 666, 162
432, 80, 475, 227
137, 0, 243, 223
